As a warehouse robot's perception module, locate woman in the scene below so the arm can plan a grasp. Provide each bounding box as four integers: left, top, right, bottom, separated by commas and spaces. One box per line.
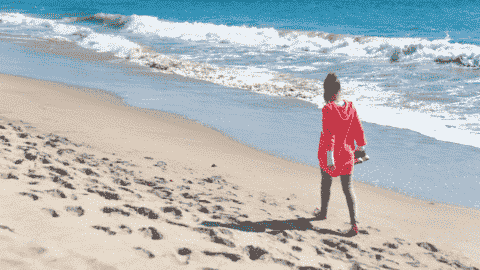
315, 72, 367, 235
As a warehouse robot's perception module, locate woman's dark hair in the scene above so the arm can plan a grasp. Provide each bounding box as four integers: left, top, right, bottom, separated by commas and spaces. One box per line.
323, 72, 341, 103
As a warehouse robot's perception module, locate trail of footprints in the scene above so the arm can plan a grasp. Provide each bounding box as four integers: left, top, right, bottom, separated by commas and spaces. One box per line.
1, 121, 479, 270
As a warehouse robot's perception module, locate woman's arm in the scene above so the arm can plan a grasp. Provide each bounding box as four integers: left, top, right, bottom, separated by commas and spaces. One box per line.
319, 107, 335, 164
322, 107, 336, 150
327, 151, 334, 164
352, 104, 367, 148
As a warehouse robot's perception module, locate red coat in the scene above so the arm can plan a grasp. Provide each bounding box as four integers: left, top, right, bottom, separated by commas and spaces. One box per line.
318, 100, 367, 177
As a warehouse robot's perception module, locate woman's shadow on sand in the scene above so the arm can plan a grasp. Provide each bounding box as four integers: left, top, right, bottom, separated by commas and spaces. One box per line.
199, 216, 364, 237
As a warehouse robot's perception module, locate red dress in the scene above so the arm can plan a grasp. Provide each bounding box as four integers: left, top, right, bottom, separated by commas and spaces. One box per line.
318, 100, 367, 177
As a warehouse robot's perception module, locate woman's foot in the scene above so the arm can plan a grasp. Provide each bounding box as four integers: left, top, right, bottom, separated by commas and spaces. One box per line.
351, 224, 359, 234
313, 207, 326, 220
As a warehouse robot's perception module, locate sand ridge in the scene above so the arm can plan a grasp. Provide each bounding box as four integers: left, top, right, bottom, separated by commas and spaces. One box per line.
1, 119, 479, 270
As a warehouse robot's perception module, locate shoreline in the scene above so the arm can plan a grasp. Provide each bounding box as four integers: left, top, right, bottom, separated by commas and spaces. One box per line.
1, 72, 479, 268
3, 33, 480, 153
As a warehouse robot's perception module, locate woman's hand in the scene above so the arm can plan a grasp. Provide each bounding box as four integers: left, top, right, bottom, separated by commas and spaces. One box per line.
327, 162, 336, 171
327, 151, 335, 171
355, 145, 365, 152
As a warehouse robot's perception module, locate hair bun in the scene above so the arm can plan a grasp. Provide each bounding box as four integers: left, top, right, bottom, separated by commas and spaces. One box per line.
325, 73, 337, 82
323, 72, 341, 103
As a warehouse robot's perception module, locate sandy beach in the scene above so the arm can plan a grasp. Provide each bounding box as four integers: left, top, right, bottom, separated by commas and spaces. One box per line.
1, 72, 479, 270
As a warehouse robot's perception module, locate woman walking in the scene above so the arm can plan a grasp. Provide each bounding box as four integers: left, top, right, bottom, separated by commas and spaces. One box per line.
315, 72, 368, 235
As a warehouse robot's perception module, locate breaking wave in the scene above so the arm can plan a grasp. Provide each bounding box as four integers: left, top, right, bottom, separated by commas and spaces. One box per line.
2, 12, 480, 102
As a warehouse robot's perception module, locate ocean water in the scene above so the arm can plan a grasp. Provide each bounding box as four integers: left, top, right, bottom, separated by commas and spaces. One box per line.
1, 0, 479, 209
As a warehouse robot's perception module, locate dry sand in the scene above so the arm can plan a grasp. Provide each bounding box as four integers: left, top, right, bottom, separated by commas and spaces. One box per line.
0, 73, 479, 270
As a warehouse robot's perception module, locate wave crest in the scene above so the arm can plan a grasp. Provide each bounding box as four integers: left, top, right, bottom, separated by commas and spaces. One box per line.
61, 13, 130, 28
3, 12, 480, 71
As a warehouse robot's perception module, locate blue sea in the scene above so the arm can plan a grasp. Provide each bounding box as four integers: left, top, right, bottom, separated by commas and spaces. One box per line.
1, 0, 479, 210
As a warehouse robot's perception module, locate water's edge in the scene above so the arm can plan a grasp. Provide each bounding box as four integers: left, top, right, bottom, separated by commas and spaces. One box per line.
1, 38, 479, 211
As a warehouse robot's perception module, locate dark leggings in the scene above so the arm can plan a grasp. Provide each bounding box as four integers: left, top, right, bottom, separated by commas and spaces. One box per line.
320, 168, 358, 225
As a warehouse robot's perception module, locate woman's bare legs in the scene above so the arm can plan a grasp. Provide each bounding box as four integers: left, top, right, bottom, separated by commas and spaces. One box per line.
320, 169, 358, 225
319, 169, 333, 218
340, 174, 358, 225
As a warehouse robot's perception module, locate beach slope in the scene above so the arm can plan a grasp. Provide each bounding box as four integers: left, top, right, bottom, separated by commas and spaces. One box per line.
1, 73, 479, 270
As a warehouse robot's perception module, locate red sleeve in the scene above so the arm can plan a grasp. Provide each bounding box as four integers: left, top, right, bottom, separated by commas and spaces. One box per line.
320, 106, 335, 152
352, 104, 367, 147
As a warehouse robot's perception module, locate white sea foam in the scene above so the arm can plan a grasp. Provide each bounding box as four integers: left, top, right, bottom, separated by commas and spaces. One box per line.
2, 12, 480, 65
320, 80, 480, 149
1, 11, 479, 148
3, 12, 480, 68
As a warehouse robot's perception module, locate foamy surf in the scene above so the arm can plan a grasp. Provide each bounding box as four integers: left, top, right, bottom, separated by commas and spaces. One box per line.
4, 12, 480, 66
1, 11, 479, 149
